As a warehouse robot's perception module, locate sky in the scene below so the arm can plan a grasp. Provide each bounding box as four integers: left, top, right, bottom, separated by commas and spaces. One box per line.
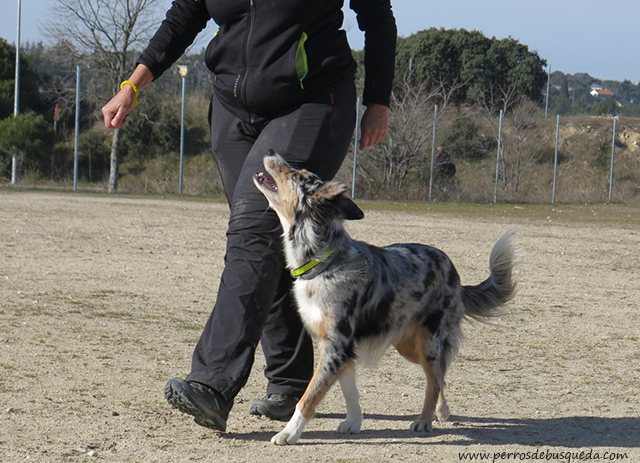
2, 0, 639, 84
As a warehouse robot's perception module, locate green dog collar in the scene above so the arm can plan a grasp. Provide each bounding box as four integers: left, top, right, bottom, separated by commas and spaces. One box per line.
290, 248, 339, 279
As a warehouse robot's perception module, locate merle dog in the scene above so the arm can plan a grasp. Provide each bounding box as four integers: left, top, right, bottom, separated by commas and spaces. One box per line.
254, 151, 517, 445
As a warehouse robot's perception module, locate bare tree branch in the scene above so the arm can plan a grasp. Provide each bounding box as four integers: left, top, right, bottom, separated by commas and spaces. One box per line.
43, 0, 164, 192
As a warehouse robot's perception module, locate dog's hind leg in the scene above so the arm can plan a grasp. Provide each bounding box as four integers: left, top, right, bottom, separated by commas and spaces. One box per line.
436, 387, 450, 422
337, 364, 362, 434
271, 342, 351, 445
411, 361, 440, 432
411, 340, 447, 432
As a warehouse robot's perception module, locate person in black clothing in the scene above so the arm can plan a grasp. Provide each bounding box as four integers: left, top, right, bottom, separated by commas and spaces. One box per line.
102, 0, 396, 432
435, 146, 456, 179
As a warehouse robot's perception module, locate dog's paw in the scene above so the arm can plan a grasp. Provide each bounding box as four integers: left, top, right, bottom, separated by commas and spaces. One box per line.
436, 402, 450, 422
410, 419, 433, 433
337, 418, 362, 434
271, 430, 300, 446
271, 407, 307, 445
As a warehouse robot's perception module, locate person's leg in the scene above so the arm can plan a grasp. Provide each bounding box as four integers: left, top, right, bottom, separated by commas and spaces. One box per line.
185, 95, 283, 402
190, 78, 357, 397
169, 79, 356, 428
259, 270, 313, 398
165, 94, 266, 431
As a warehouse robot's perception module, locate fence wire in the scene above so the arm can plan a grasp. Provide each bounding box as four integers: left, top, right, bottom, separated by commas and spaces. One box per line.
2, 64, 640, 205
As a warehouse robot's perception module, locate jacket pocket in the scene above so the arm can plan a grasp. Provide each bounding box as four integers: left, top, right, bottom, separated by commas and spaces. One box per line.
295, 32, 309, 89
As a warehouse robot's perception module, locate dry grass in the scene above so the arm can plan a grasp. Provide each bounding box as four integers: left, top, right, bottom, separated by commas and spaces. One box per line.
341, 114, 640, 204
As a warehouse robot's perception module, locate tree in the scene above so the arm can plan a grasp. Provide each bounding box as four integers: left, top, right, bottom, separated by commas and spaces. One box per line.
359, 77, 440, 199
395, 28, 547, 112
439, 115, 494, 162
618, 79, 640, 104
44, 0, 163, 192
0, 38, 55, 120
78, 129, 111, 182
119, 92, 181, 162
479, 37, 547, 111
496, 101, 553, 199
395, 28, 487, 105
0, 113, 53, 179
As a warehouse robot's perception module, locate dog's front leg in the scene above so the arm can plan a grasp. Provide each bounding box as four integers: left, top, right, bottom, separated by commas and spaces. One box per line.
337, 364, 362, 434
271, 342, 349, 445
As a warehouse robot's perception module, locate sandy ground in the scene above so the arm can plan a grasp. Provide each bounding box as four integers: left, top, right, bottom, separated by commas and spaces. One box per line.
0, 191, 638, 463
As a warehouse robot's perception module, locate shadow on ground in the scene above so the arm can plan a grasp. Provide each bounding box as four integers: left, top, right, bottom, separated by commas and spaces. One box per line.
225, 414, 640, 448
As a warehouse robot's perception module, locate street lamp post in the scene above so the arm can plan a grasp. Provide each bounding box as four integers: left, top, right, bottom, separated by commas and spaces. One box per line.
12, 0, 22, 184
545, 64, 551, 119
178, 65, 188, 194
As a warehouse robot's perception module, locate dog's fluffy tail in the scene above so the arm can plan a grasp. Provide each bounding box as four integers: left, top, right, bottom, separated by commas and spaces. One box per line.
463, 231, 518, 321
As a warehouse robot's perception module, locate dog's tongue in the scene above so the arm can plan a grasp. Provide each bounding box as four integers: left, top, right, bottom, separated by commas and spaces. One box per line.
264, 177, 278, 191
257, 173, 278, 191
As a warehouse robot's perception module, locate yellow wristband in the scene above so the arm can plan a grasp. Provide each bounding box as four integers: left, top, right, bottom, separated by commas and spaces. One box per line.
120, 80, 139, 107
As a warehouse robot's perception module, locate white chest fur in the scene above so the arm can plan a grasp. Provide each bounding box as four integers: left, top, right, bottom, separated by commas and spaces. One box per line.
293, 281, 328, 337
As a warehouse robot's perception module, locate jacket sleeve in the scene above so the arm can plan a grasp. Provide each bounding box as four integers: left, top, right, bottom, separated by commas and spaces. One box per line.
136, 0, 211, 80
349, 0, 397, 107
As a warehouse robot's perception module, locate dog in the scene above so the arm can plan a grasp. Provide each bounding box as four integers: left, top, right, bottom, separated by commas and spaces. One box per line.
253, 150, 517, 445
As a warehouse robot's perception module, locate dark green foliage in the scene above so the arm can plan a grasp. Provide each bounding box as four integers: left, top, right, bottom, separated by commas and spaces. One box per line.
439, 116, 493, 161
119, 93, 181, 162
78, 130, 111, 182
0, 38, 55, 120
593, 98, 618, 116
0, 113, 53, 178
395, 28, 547, 111
119, 91, 210, 166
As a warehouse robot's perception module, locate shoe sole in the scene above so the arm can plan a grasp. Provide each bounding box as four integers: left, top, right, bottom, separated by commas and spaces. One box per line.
249, 402, 293, 422
164, 380, 227, 432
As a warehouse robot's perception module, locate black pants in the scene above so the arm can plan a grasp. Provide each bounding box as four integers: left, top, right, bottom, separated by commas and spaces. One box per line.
186, 79, 357, 404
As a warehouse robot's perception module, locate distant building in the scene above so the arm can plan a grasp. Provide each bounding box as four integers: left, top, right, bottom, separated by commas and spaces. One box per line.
590, 87, 614, 98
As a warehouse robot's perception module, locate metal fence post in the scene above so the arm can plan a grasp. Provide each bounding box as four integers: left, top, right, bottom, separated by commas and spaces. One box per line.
608, 117, 617, 202
428, 104, 439, 202
73, 65, 81, 192
552, 114, 560, 204
493, 109, 504, 203
351, 97, 361, 199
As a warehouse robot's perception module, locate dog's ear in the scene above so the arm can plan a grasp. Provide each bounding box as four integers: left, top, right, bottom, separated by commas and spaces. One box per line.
318, 181, 364, 221
333, 194, 364, 220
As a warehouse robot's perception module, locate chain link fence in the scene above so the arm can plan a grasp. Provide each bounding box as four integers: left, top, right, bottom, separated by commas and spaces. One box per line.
2, 61, 640, 204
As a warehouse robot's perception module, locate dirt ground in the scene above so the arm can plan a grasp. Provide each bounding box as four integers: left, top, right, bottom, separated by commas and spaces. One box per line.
1, 191, 638, 463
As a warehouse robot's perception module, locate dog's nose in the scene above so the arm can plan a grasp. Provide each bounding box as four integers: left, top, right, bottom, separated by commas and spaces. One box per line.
266, 149, 276, 157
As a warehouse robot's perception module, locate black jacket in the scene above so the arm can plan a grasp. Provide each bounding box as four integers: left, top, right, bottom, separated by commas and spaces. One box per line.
137, 0, 396, 122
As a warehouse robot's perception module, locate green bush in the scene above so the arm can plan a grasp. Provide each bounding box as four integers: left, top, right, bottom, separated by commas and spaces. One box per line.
439, 116, 493, 161
0, 113, 53, 178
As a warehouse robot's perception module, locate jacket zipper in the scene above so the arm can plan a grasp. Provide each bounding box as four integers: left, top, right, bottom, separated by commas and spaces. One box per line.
238, 0, 256, 123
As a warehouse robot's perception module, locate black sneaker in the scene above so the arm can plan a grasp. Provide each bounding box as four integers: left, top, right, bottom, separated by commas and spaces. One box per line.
249, 394, 299, 421
164, 378, 230, 432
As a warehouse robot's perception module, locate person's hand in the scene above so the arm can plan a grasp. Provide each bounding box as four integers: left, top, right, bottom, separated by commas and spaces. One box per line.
359, 103, 389, 150
102, 85, 136, 129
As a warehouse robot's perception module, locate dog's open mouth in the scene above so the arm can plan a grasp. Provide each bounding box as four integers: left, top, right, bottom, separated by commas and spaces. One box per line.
254, 172, 278, 192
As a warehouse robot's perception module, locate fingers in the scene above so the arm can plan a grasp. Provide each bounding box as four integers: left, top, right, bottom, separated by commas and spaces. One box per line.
110, 106, 130, 129
358, 103, 389, 150
359, 126, 386, 150
101, 89, 135, 129
102, 106, 125, 129
102, 101, 129, 129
